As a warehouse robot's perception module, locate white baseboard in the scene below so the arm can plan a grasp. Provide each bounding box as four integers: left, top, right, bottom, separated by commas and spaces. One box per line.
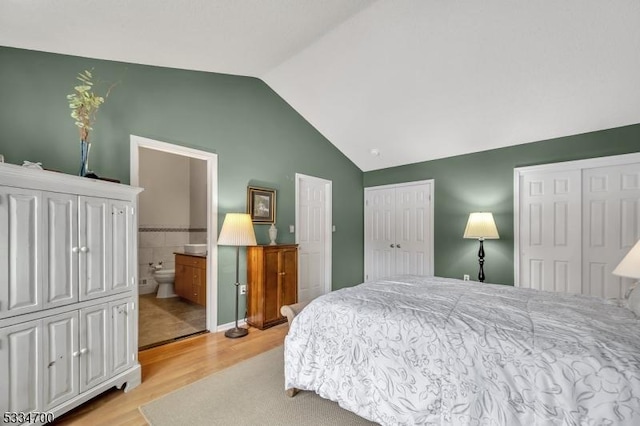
216, 319, 247, 332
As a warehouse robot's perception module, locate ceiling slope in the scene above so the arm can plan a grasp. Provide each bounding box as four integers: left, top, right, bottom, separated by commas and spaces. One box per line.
265, 0, 640, 171
0, 0, 375, 77
1, 1, 639, 171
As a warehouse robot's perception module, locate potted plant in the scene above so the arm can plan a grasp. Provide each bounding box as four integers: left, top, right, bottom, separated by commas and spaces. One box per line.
67, 69, 115, 177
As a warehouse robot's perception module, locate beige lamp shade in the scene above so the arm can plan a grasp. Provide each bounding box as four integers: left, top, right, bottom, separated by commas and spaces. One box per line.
463, 212, 500, 239
613, 239, 640, 279
217, 213, 257, 246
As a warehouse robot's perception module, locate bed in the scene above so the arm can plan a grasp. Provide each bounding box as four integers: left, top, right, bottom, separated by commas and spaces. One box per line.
284, 275, 640, 425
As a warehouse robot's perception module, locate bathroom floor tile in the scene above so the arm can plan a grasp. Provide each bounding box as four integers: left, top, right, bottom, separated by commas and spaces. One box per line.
138, 294, 207, 348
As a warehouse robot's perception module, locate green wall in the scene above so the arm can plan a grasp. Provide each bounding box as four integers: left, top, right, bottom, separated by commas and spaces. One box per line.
364, 124, 640, 285
2, 47, 640, 321
0, 47, 364, 325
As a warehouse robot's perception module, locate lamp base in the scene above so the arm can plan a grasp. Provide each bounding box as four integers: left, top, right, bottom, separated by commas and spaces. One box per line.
224, 326, 249, 339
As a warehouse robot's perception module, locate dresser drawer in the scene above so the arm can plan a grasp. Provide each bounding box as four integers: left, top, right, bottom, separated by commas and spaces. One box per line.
175, 254, 206, 269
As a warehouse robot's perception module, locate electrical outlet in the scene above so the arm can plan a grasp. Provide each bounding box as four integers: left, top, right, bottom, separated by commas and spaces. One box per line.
240, 285, 247, 295
463, 274, 470, 281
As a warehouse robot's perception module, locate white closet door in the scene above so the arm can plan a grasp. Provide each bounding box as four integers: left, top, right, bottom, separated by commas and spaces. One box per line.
519, 171, 582, 292
365, 188, 395, 281
395, 183, 432, 276
365, 181, 433, 282
583, 164, 640, 299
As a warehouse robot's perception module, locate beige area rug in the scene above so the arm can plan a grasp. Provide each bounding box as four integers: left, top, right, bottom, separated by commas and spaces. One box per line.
140, 346, 377, 426
138, 294, 207, 348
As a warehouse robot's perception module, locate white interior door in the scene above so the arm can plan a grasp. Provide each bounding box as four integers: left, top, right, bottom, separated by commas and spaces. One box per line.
364, 187, 395, 281
296, 174, 332, 302
365, 180, 434, 282
394, 183, 432, 276
518, 171, 582, 293
583, 164, 640, 299
515, 153, 640, 297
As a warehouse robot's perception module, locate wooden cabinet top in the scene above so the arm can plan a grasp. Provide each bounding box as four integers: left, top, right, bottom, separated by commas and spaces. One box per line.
173, 251, 207, 259
249, 244, 298, 250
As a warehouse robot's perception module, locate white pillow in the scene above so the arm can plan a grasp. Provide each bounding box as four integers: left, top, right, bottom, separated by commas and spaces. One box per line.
627, 284, 640, 317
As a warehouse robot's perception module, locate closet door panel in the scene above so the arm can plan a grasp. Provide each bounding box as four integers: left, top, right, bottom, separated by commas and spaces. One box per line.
519, 171, 582, 293
395, 184, 432, 276
583, 164, 640, 299
365, 188, 396, 281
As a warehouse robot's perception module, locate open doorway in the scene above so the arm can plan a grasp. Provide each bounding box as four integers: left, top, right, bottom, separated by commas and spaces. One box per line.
130, 135, 218, 349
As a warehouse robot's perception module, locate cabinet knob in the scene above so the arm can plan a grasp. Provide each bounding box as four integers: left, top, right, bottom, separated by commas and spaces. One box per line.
80, 348, 88, 355
279, 272, 285, 276
390, 244, 395, 248
396, 244, 401, 248
72, 351, 80, 357
80, 246, 89, 253
72, 247, 79, 253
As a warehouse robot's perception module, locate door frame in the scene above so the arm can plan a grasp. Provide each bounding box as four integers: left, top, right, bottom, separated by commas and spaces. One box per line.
295, 173, 333, 297
513, 151, 640, 287
364, 179, 435, 280
130, 135, 219, 332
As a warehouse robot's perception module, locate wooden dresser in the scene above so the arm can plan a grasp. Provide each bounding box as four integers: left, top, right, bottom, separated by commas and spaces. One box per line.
175, 253, 207, 306
247, 244, 298, 329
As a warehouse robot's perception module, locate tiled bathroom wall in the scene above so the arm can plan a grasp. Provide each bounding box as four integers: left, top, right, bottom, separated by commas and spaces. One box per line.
138, 226, 207, 294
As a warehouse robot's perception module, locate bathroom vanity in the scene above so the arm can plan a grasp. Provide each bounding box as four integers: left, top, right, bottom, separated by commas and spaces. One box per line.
174, 253, 207, 306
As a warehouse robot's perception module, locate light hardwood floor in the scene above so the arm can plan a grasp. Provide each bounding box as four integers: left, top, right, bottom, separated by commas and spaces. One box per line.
55, 324, 289, 425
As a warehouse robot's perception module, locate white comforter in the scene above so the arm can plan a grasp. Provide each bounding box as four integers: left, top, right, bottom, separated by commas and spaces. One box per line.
284, 275, 640, 425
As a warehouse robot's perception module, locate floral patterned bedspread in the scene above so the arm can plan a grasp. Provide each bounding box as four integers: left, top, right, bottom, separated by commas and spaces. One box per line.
284, 275, 640, 425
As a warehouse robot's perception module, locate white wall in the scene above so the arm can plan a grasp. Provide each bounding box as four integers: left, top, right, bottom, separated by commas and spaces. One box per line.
138, 148, 207, 294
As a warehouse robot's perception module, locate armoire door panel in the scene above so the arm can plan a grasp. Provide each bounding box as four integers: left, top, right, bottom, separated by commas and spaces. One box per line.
0, 320, 42, 414
43, 312, 78, 410
79, 305, 110, 393
79, 197, 109, 300
0, 188, 42, 318
43, 193, 78, 309
110, 202, 131, 293
110, 299, 133, 375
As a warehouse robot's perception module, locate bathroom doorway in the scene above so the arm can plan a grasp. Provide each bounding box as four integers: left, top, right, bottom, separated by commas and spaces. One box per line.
130, 135, 218, 349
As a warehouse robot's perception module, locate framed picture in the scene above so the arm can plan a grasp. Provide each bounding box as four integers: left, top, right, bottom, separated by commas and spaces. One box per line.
247, 186, 276, 223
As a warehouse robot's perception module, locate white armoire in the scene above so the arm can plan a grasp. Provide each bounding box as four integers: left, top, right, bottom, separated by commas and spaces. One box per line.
515, 152, 640, 299
364, 180, 434, 282
0, 163, 142, 421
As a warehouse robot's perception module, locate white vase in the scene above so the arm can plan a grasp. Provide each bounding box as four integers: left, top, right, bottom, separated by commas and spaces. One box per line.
268, 224, 278, 245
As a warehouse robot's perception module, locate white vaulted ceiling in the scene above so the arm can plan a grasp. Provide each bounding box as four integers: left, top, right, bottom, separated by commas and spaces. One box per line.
2, 0, 640, 171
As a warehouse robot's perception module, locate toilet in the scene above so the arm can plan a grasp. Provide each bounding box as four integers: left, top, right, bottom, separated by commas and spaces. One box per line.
154, 269, 177, 298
